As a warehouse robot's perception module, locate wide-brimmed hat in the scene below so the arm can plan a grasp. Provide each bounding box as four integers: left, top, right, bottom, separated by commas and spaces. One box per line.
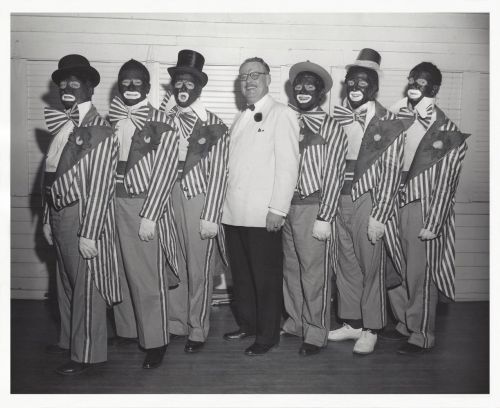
345, 48, 382, 72
51, 54, 100, 87
167, 49, 208, 87
289, 61, 333, 92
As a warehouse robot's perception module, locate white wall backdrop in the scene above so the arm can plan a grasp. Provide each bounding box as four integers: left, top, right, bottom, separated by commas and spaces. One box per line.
11, 13, 489, 301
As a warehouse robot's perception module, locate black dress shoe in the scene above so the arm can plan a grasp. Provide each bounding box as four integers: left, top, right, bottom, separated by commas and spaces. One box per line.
244, 342, 277, 356
298, 342, 322, 356
143, 345, 167, 369
397, 342, 428, 355
108, 336, 138, 346
184, 340, 205, 353
55, 360, 95, 376
223, 329, 255, 341
45, 344, 69, 355
379, 329, 410, 341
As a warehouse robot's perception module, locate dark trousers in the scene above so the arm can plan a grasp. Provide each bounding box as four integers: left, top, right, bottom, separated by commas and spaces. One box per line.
224, 225, 283, 346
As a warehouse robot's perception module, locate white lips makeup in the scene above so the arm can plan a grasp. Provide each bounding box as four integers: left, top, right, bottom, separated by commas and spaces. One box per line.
61, 94, 76, 102
124, 91, 141, 100
407, 89, 422, 100
349, 91, 363, 102
297, 94, 312, 104
178, 92, 189, 103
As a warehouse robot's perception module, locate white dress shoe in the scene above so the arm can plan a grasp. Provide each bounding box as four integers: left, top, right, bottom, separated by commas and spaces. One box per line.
353, 330, 377, 354
327, 323, 362, 341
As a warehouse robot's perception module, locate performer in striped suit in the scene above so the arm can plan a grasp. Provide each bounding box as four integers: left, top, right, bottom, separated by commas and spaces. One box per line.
281, 61, 347, 356
47, 55, 121, 375
327, 49, 406, 354
385, 62, 469, 354
159, 50, 230, 353
109, 59, 179, 368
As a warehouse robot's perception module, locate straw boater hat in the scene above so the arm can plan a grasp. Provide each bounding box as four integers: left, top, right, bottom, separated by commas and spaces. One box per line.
345, 48, 382, 72
167, 49, 209, 87
289, 61, 333, 93
51, 54, 100, 87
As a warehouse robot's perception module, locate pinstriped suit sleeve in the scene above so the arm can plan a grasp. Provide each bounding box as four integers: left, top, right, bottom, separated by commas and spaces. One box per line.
79, 130, 118, 241
424, 142, 467, 235
200, 127, 230, 224
317, 119, 347, 223
370, 133, 405, 224
139, 125, 178, 222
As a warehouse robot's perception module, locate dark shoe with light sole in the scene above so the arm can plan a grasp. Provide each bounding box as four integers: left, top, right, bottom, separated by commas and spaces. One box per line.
298, 342, 322, 356
397, 342, 428, 355
55, 360, 96, 376
244, 342, 278, 356
45, 344, 69, 355
143, 345, 167, 369
223, 330, 255, 341
108, 336, 138, 347
379, 329, 410, 341
184, 340, 205, 353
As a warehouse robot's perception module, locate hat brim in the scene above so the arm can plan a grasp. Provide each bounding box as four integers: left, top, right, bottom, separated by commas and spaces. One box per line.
289, 62, 333, 93
52, 66, 100, 87
168, 66, 208, 87
345, 60, 381, 72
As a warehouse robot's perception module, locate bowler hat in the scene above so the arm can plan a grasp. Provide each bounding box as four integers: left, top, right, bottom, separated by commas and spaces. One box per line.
289, 61, 333, 92
51, 54, 100, 87
167, 49, 208, 87
345, 48, 382, 72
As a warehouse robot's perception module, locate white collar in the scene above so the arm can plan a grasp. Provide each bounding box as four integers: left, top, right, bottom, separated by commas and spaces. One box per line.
252, 93, 270, 111
178, 98, 207, 122
410, 96, 435, 118
76, 101, 92, 125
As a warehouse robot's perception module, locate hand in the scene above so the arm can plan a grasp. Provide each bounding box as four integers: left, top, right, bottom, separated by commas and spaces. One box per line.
367, 216, 385, 245
139, 218, 156, 242
200, 219, 218, 240
312, 220, 331, 241
266, 211, 285, 232
418, 228, 437, 241
43, 223, 53, 246
79, 237, 98, 259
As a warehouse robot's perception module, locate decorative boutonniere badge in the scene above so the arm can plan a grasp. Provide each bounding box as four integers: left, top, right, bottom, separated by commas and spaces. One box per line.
373, 134, 382, 142
432, 140, 444, 150
144, 135, 151, 144
198, 137, 206, 145
76, 136, 83, 145
254, 113, 262, 122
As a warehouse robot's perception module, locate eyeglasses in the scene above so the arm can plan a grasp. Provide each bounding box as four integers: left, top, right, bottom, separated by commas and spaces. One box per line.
174, 80, 195, 90
121, 78, 143, 86
59, 80, 81, 90
238, 72, 267, 81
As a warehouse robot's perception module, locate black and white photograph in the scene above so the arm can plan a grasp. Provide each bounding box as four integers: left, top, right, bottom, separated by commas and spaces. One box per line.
6, 3, 497, 407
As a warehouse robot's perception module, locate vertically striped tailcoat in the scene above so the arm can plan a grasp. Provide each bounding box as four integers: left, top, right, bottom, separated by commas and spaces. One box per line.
160, 103, 230, 265
50, 105, 120, 306
111, 104, 180, 285
393, 102, 469, 299
344, 101, 407, 276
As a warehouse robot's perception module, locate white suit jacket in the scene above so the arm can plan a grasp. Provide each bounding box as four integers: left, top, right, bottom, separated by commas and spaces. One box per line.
222, 94, 300, 227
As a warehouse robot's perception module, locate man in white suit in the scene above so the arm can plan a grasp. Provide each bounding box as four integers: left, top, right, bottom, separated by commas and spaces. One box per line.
222, 57, 300, 356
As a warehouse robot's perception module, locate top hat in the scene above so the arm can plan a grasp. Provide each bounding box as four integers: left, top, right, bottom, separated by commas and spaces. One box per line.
51, 54, 100, 87
345, 48, 382, 72
167, 49, 208, 87
289, 60, 333, 93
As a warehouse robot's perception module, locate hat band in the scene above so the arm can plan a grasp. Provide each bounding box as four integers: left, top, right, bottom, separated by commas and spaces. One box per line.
348, 60, 381, 71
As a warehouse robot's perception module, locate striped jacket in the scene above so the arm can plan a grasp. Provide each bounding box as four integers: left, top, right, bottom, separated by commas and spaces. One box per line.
160, 104, 230, 263
50, 105, 121, 306
339, 101, 406, 275
394, 102, 469, 299
111, 104, 180, 283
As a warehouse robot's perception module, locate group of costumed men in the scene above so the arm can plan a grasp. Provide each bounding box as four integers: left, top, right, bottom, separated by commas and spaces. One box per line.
41, 47, 468, 375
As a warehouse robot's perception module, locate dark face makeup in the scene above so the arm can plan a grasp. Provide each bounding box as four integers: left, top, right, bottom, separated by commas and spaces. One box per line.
118, 67, 151, 106
173, 73, 202, 108
293, 72, 325, 112
406, 69, 439, 107
58, 74, 94, 110
345, 68, 377, 110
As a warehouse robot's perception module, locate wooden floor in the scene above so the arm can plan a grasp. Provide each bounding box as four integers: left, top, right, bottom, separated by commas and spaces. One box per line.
11, 299, 489, 394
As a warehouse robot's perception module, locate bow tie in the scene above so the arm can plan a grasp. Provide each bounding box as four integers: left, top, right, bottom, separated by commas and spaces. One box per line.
288, 104, 325, 134
245, 104, 255, 111
109, 97, 150, 131
333, 105, 367, 129
173, 106, 198, 139
44, 104, 79, 136
397, 105, 433, 130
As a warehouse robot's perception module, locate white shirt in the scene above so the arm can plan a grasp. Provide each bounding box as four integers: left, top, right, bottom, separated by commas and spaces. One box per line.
45, 101, 91, 172
342, 100, 375, 160
175, 98, 208, 161
114, 98, 149, 161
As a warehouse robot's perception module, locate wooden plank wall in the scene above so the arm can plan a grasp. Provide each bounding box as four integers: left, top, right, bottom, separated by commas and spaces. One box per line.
10, 13, 489, 301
